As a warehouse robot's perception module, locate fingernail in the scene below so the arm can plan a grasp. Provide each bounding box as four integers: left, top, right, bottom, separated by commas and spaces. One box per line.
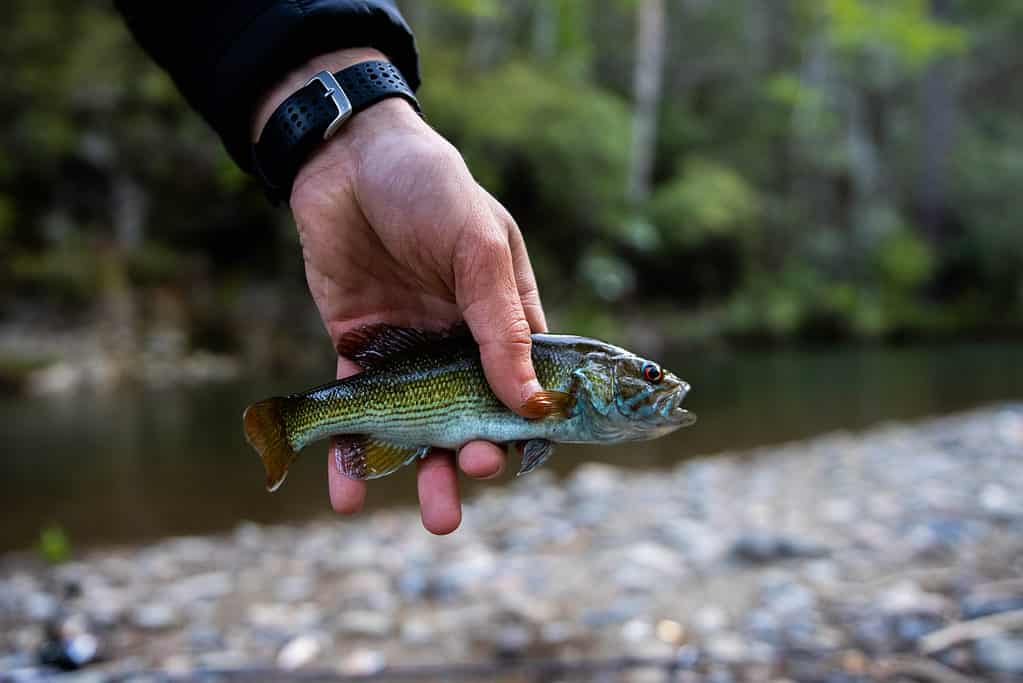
520, 380, 544, 404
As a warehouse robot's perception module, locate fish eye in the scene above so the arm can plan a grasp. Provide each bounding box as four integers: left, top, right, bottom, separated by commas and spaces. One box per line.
642, 362, 663, 383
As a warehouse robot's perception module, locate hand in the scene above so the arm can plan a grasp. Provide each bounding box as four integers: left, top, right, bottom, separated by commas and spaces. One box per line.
253, 49, 547, 534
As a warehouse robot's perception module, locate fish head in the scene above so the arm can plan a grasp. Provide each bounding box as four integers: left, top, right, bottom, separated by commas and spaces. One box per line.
609, 354, 695, 439
569, 342, 695, 442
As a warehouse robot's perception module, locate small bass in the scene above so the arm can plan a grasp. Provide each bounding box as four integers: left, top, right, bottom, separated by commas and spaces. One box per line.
243, 325, 695, 491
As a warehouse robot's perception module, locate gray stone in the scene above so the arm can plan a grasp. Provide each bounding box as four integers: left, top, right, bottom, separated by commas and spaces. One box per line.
492, 624, 531, 658
277, 633, 323, 670
961, 592, 1023, 620
165, 571, 232, 603
338, 610, 393, 638
974, 636, 1023, 675
339, 648, 385, 675
275, 574, 315, 603
131, 603, 180, 630
732, 532, 829, 563
705, 631, 749, 664
22, 592, 59, 622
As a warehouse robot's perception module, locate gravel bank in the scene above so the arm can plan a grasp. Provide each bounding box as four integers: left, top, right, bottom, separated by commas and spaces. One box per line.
2, 405, 1023, 682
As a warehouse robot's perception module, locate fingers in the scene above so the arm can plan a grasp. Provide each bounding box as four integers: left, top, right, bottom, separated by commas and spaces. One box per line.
327, 439, 366, 513
417, 451, 461, 534
507, 223, 548, 334
458, 440, 505, 479
484, 191, 548, 334
454, 222, 543, 414
328, 356, 368, 515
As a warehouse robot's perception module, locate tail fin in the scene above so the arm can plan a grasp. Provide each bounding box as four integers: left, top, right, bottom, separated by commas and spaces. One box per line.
243, 398, 297, 492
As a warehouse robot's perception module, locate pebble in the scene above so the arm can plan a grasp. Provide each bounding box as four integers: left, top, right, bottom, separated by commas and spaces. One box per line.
974, 636, 1023, 675
131, 603, 180, 630
339, 649, 385, 675
277, 633, 322, 670
732, 533, 829, 564
706, 632, 749, 664
0, 405, 1020, 682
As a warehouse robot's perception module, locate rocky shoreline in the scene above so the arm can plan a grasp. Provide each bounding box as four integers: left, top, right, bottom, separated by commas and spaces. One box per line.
2, 405, 1023, 682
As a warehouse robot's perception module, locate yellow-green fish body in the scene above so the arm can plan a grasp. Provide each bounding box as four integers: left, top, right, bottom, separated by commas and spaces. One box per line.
244, 325, 694, 491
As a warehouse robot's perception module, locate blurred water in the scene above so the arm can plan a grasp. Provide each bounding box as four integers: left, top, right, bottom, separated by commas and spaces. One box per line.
1, 342, 1020, 551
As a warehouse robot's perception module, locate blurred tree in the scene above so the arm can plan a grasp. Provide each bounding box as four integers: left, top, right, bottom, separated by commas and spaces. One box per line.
1, 0, 1020, 361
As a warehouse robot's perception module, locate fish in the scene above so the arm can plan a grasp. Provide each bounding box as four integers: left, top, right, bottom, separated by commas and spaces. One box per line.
243, 324, 695, 491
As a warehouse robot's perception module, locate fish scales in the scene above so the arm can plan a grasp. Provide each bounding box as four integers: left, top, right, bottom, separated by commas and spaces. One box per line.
243, 325, 694, 490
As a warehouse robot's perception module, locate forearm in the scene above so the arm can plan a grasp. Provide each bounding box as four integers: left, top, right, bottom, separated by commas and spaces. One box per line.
115, 1, 419, 172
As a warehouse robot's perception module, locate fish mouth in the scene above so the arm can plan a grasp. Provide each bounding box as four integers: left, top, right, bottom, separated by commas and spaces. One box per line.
655, 381, 696, 427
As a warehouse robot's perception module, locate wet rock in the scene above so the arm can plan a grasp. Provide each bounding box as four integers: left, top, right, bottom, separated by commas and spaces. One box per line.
567, 463, 619, 499
691, 605, 729, 635
165, 571, 232, 603
732, 532, 829, 564
399, 616, 435, 645
890, 612, 943, 647
277, 633, 323, 670
339, 648, 385, 675
974, 636, 1023, 676
850, 614, 891, 654
961, 591, 1023, 619
37, 631, 99, 671
22, 592, 59, 622
187, 625, 224, 652
275, 574, 315, 603
492, 624, 532, 659
131, 603, 180, 630
581, 597, 647, 627
338, 610, 393, 638
705, 631, 749, 664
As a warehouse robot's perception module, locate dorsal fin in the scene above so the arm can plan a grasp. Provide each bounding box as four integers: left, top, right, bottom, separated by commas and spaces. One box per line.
335, 323, 472, 369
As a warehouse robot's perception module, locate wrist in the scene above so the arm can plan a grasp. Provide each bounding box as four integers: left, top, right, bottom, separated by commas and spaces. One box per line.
251, 47, 390, 143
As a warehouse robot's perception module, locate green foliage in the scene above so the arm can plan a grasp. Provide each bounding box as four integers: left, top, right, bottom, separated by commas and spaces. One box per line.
1, 0, 1020, 349
650, 158, 761, 248
822, 0, 968, 71
874, 230, 935, 291
37, 525, 72, 564
424, 62, 631, 235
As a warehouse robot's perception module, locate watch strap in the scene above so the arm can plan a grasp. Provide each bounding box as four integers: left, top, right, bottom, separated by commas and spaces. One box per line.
254, 60, 419, 203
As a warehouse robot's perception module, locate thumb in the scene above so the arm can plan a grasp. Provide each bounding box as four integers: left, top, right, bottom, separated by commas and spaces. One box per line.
453, 228, 543, 414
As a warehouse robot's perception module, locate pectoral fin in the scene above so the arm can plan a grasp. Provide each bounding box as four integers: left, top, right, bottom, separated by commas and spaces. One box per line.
520, 391, 574, 419
335, 436, 430, 480
517, 439, 555, 476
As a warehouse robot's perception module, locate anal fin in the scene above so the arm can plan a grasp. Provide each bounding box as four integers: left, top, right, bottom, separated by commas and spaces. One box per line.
516, 439, 555, 476
335, 436, 430, 480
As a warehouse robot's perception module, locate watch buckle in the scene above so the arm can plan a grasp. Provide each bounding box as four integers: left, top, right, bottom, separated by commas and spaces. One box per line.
306, 70, 353, 139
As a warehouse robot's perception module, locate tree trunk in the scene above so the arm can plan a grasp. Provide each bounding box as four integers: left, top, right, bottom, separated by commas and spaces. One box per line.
627, 0, 666, 205
918, 0, 956, 244
531, 1, 558, 61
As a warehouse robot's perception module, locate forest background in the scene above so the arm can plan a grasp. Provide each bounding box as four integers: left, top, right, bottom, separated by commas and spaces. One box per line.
2, 0, 1021, 382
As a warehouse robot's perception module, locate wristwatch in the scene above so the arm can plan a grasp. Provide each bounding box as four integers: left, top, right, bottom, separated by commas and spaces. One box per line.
252, 60, 420, 204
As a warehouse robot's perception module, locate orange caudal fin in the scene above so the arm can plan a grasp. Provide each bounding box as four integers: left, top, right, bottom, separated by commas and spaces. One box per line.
243, 398, 297, 492
520, 390, 574, 419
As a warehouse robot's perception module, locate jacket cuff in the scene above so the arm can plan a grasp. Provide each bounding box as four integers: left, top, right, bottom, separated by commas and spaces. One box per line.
217, 1, 420, 173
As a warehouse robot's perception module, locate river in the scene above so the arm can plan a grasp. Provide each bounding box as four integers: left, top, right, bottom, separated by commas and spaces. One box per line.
2, 342, 1020, 551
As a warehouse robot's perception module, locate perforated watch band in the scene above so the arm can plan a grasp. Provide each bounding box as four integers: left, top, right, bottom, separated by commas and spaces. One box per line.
253, 60, 420, 204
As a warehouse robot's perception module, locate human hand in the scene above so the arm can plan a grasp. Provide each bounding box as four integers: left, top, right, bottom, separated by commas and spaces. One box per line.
253, 49, 547, 534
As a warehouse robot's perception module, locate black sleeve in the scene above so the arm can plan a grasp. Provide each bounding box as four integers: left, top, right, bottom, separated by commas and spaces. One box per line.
115, 0, 420, 173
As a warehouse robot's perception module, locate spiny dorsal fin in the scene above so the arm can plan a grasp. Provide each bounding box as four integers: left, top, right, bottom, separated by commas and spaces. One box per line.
334, 435, 429, 480
335, 323, 472, 370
